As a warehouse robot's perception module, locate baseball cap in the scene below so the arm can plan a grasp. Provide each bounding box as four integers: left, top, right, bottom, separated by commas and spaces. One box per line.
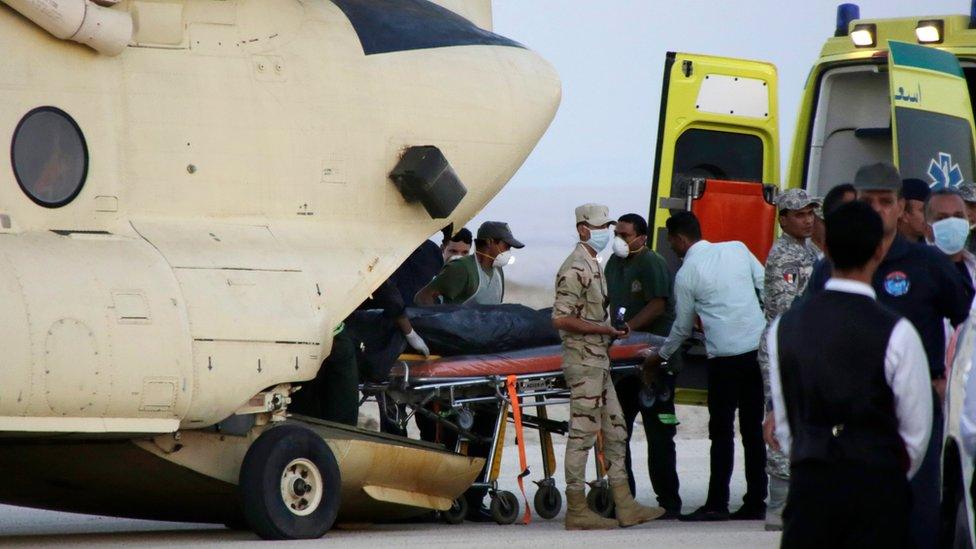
902, 178, 931, 202
775, 188, 822, 212
476, 221, 524, 249
853, 162, 902, 192
575, 203, 615, 227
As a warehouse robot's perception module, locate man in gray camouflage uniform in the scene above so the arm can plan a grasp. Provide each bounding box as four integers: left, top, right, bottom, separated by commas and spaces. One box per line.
759, 188, 822, 531
552, 203, 664, 530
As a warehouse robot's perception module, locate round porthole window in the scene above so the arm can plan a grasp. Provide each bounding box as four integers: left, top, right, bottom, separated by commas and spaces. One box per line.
11, 107, 89, 208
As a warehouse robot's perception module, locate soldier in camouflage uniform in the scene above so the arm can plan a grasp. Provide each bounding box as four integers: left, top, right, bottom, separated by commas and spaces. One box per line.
552, 203, 664, 530
759, 188, 822, 531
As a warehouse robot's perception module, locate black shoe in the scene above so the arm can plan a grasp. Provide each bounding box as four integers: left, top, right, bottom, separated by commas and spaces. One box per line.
658, 508, 683, 521
678, 506, 730, 522
730, 505, 766, 520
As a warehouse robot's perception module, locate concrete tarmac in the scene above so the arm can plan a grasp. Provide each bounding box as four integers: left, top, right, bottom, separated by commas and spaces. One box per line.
0, 407, 780, 548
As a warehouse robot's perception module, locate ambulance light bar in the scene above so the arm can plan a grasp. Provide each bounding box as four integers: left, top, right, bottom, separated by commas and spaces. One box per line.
915, 20, 943, 44
851, 24, 876, 47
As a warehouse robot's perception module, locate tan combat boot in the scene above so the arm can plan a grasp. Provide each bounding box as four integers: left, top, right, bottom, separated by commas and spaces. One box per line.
565, 489, 618, 530
611, 483, 665, 527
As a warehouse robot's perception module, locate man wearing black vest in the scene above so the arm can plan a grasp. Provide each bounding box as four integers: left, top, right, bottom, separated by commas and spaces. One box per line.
804, 162, 972, 548
769, 201, 933, 548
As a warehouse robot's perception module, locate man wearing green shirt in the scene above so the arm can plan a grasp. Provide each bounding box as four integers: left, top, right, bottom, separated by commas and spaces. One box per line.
605, 213, 681, 518
416, 221, 522, 305
413, 220, 523, 521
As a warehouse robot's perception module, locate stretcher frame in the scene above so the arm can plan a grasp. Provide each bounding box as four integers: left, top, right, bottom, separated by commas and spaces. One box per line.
362, 355, 646, 522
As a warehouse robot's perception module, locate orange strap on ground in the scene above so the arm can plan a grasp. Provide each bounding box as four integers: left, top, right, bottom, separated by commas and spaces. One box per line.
506, 375, 532, 525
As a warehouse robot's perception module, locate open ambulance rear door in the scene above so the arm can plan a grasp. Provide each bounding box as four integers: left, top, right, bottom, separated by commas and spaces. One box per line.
888, 40, 976, 190
650, 52, 780, 267
649, 53, 780, 405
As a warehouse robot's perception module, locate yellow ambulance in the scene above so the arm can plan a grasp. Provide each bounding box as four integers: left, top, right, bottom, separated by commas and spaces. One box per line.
651, 6, 976, 543
650, 3, 976, 250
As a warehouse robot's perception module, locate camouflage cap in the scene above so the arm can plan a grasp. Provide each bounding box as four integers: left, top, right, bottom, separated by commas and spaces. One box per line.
959, 182, 976, 204
575, 203, 615, 227
775, 188, 822, 213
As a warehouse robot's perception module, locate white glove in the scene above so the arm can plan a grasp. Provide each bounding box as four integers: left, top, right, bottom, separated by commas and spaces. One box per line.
405, 329, 430, 357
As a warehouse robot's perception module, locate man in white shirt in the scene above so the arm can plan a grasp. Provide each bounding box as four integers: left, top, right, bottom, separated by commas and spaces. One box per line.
769, 201, 932, 548
643, 211, 767, 522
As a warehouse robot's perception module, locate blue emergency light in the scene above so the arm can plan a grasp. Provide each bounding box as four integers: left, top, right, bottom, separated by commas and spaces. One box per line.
835, 3, 860, 37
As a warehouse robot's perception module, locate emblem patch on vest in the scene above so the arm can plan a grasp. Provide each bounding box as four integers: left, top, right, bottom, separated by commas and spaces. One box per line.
884, 271, 911, 297
783, 269, 797, 285
631, 280, 642, 293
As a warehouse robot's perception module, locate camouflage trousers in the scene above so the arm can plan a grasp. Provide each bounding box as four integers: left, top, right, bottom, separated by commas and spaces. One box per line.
758, 325, 790, 479
766, 447, 790, 480
563, 362, 629, 492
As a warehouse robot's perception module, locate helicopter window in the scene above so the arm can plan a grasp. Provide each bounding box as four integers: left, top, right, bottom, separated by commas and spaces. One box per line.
11, 107, 88, 208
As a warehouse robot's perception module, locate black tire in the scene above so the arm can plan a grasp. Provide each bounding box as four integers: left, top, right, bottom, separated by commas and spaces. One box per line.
956, 497, 975, 549
586, 485, 615, 518
239, 424, 341, 540
442, 497, 468, 525
534, 484, 562, 520
490, 491, 520, 525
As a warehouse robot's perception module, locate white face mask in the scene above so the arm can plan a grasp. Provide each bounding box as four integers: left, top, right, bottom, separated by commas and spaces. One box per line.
493, 250, 514, 268
447, 255, 465, 263
612, 236, 629, 258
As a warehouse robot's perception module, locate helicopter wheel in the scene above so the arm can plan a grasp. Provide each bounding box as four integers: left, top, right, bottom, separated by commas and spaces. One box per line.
239, 424, 341, 540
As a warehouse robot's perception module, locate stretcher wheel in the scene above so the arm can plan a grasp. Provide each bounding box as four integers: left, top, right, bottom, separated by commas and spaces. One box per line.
490, 491, 520, 525
457, 408, 475, 431
239, 424, 341, 540
533, 484, 562, 519
586, 486, 615, 518
442, 497, 468, 525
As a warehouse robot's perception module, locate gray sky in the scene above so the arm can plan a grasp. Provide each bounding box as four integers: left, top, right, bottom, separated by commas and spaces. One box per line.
469, 0, 970, 292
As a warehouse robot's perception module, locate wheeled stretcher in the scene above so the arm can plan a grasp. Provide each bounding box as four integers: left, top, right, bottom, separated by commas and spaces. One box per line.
362, 333, 664, 524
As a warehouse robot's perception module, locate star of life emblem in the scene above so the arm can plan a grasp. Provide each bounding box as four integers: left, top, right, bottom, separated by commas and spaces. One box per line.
927, 152, 965, 190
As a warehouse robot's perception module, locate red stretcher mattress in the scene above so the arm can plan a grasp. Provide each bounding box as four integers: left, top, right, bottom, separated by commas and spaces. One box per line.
390, 333, 663, 379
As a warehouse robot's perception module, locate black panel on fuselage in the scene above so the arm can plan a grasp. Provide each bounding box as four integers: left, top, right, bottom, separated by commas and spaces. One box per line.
330, 0, 523, 55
